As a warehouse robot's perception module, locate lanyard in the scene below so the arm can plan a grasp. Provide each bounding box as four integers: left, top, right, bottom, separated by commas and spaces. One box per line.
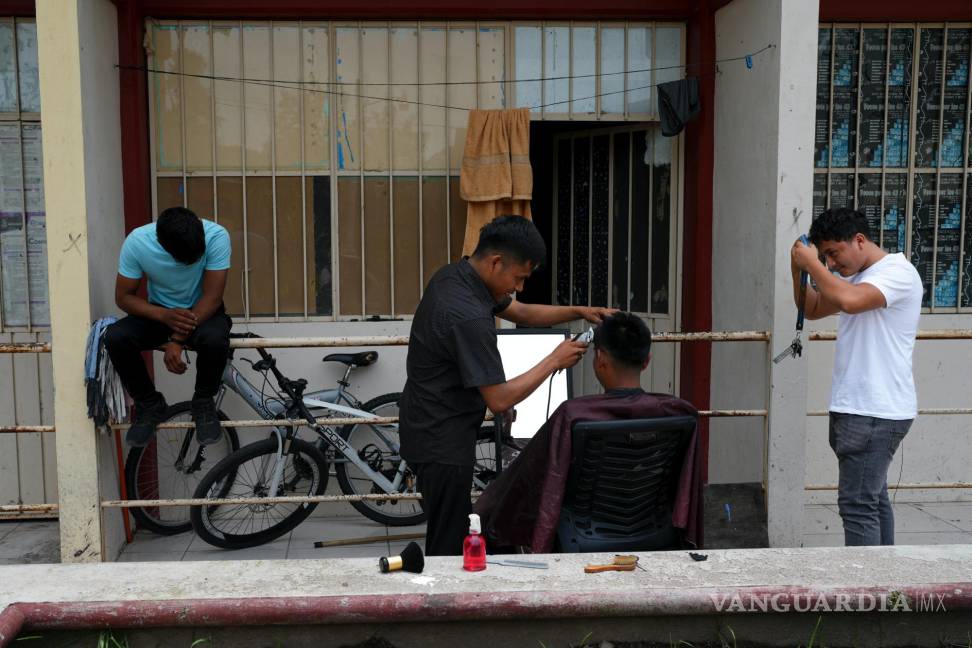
773, 234, 810, 364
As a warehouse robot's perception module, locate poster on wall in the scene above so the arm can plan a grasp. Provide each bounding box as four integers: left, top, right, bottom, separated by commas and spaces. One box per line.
830, 29, 860, 168
933, 174, 962, 308
885, 28, 914, 168
914, 29, 944, 168
812, 173, 828, 220
856, 173, 882, 235
941, 29, 970, 168
882, 173, 907, 254
815, 28, 832, 168
911, 173, 936, 306
858, 29, 887, 168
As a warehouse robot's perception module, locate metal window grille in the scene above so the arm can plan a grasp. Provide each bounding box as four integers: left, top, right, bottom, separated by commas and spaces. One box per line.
814, 23, 972, 312
147, 20, 685, 322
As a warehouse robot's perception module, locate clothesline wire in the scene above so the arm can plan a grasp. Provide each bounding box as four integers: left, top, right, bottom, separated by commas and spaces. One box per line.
117, 43, 772, 113
120, 43, 772, 88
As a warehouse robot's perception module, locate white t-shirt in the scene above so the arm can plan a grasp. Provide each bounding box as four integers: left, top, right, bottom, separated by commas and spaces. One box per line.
830, 253, 922, 420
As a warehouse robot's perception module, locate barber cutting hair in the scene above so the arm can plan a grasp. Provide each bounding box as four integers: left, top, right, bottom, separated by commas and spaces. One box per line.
399, 215, 614, 556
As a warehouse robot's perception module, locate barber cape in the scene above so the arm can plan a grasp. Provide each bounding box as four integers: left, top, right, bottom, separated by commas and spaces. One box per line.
474, 391, 701, 553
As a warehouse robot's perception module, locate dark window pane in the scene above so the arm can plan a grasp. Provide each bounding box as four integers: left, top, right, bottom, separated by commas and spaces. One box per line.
337, 177, 363, 316
650, 131, 671, 314
310, 176, 332, 316
933, 174, 962, 307
885, 29, 913, 167
882, 173, 906, 253
572, 136, 590, 306
555, 138, 571, 305
915, 28, 944, 167
591, 135, 610, 307
911, 173, 935, 307
815, 28, 832, 168
393, 177, 421, 315
630, 130, 650, 313
941, 29, 970, 167
858, 29, 887, 168
830, 28, 859, 168
611, 132, 630, 309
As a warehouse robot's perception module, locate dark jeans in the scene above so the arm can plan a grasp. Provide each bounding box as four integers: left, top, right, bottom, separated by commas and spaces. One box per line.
103, 306, 232, 403
829, 412, 912, 546
413, 462, 474, 557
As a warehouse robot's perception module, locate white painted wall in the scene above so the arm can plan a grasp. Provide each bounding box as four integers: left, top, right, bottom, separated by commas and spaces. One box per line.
711, 0, 818, 546
805, 314, 972, 505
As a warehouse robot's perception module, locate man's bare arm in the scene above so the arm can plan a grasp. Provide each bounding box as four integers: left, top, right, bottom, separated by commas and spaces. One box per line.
114, 274, 196, 336
190, 269, 228, 324
499, 300, 615, 327
478, 339, 586, 413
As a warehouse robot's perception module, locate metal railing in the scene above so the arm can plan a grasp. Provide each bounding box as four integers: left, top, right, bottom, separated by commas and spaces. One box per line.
3, 329, 972, 518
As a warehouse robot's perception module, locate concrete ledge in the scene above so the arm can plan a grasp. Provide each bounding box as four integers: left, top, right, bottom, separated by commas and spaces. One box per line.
2, 545, 972, 646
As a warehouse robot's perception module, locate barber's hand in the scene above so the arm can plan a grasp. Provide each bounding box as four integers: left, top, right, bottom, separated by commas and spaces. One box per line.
549, 339, 589, 371
163, 342, 188, 374
160, 308, 197, 337
791, 238, 820, 273
577, 306, 618, 324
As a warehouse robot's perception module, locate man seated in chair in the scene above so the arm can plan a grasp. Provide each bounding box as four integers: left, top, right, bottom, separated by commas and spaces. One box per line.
474, 312, 701, 553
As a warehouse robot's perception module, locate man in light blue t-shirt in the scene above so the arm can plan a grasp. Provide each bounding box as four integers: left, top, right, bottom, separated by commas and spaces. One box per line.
103, 207, 232, 446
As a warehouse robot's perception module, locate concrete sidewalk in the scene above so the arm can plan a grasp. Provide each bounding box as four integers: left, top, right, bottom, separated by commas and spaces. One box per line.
2, 545, 972, 647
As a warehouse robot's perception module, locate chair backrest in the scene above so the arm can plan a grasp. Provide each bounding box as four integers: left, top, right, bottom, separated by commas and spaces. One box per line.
557, 415, 697, 552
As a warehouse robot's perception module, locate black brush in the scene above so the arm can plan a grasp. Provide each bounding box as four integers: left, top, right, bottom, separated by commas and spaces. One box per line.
378, 541, 424, 574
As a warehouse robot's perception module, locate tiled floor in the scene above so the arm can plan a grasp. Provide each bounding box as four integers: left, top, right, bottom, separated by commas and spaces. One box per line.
3, 502, 971, 564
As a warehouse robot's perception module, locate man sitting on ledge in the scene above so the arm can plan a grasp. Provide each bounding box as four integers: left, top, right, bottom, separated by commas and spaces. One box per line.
474, 312, 701, 553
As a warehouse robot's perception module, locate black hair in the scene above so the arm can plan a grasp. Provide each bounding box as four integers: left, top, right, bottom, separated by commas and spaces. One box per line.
809, 208, 871, 246
471, 215, 547, 267
157, 206, 206, 264
592, 312, 652, 370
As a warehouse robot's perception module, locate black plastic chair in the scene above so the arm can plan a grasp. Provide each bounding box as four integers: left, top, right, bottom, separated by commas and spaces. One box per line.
556, 415, 697, 553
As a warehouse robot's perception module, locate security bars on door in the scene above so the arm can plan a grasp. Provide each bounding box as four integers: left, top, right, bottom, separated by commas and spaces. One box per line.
147, 20, 683, 322
552, 126, 676, 316
814, 23, 972, 312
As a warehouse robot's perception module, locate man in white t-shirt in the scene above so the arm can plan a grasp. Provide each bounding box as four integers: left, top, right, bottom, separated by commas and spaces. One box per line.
791, 208, 922, 546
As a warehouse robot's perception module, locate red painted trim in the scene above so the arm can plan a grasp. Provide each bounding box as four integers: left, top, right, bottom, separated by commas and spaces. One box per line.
139, 0, 692, 20
117, 0, 152, 234
820, 0, 972, 22
0, 606, 24, 647
680, 0, 714, 482
0, 1, 34, 17
1, 581, 970, 641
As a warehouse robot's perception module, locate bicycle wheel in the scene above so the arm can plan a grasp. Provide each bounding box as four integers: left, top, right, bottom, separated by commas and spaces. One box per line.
335, 392, 427, 527
190, 437, 328, 549
472, 425, 525, 490
124, 401, 239, 535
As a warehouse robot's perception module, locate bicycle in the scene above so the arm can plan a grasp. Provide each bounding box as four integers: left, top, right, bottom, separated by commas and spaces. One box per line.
188, 338, 520, 549
124, 332, 402, 535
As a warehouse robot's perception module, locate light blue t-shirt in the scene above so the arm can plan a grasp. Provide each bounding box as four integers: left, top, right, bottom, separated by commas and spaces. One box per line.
118, 220, 231, 309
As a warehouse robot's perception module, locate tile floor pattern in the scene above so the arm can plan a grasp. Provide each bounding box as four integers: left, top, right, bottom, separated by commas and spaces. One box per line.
2, 502, 971, 564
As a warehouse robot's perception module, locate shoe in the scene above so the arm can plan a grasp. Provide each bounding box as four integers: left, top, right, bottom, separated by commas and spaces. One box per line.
127, 394, 168, 447
191, 397, 222, 445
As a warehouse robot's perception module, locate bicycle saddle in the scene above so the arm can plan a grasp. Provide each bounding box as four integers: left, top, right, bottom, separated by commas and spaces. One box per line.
321, 350, 378, 367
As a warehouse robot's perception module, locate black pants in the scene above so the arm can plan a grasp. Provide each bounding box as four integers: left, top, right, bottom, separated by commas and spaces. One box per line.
103, 307, 232, 403
413, 462, 474, 557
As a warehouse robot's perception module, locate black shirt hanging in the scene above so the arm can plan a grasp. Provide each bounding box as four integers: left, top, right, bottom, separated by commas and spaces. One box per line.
657, 77, 701, 137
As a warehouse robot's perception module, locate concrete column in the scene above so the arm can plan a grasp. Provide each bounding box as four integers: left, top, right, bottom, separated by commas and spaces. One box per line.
37, 0, 126, 563
711, 0, 818, 546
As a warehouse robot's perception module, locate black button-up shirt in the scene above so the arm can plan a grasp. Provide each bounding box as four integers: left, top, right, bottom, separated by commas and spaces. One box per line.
399, 259, 511, 466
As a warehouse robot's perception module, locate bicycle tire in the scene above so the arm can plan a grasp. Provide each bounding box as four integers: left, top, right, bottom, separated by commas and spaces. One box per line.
472, 424, 524, 490
190, 437, 328, 549
124, 401, 239, 536
335, 392, 428, 526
